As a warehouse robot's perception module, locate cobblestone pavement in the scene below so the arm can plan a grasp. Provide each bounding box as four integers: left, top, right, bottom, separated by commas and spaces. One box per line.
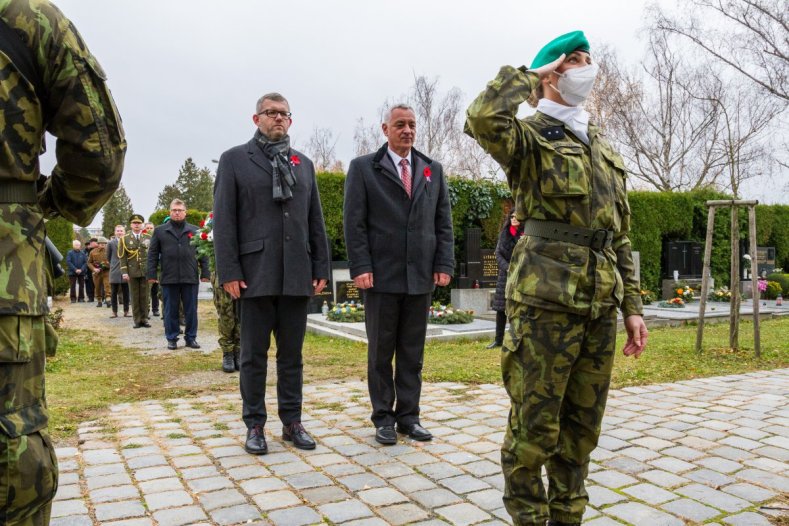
51, 370, 789, 526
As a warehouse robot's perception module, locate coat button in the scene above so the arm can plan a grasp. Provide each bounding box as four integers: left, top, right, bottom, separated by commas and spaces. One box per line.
284, 212, 289, 218
285, 235, 291, 241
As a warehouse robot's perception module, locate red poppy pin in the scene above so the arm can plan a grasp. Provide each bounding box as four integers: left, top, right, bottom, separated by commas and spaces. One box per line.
290, 155, 301, 166
424, 166, 432, 182
200, 232, 208, 240
187, 232, 194, 239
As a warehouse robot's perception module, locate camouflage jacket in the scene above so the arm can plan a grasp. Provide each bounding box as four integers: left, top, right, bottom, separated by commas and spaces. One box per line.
119, 232, 151, 278
0, 0, 126, 316
465, 66, 642, 318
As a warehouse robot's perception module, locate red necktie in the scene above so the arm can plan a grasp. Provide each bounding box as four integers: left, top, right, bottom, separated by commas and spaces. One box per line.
399, 158, 412, 198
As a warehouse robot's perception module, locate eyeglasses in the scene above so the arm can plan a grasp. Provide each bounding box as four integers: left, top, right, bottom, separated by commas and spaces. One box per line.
170, 209, 186, 213
258, 109, 292, 119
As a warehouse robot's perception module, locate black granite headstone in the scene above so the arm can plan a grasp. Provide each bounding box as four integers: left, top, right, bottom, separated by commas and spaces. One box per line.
480, 249, 498, 288
309, 280, 334, 314
336, 281, 362, 303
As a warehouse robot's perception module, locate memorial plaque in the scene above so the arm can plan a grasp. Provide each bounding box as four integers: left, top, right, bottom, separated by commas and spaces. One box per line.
336, 281, 362, 303
480, 249, 498, 288
309, 281, 334, 314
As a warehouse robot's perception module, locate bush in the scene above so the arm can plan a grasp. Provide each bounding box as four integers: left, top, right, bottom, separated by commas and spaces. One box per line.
148, 209, 207, 227
767, 273, 789, 296
45, 217, 74, 297
765, 281, 782, 300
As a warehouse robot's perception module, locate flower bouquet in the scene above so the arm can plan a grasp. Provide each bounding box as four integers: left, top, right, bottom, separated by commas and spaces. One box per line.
709, 286, 732, 302
428, 303, 474, 324
640, 289, 654, 305
674, 285, 695, 302
191, 213, 215, 269
657, 297, 685, 308
327, 301, 365, 323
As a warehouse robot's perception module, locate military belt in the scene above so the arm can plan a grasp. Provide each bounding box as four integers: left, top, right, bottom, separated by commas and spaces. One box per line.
522, 219, 614, 251
0, 180, 38, 203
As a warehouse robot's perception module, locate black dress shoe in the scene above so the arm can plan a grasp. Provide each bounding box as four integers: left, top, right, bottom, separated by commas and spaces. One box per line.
283, 422, 316, 450
185, 340, 201, 349
152, 311, 160, 317
375, 425, 397, 445
245, 425, 268, 455
141, 322, 151, 328
397, 422, 433, 441
167, 341, 177, 350
96, 301, 102, 307
222, 352, 235, 373
133, 323, 142, 329
485, 341, 502, 349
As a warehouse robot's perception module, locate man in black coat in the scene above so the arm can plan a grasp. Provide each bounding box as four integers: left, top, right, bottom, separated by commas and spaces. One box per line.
147, 199, 210, 350
344, 104, 454, 445
213, 92, 331, 455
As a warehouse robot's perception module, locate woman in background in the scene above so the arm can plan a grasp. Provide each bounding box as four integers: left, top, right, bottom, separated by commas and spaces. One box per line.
487, 211, 523, 349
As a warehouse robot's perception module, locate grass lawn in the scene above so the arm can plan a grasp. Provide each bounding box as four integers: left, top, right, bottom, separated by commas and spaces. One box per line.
46, 316, 789, 442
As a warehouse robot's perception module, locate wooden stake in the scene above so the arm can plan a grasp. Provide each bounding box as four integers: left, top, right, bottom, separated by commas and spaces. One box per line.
696, 205, 716, 354
749, 205, 760, 358
730, 207, 740, 351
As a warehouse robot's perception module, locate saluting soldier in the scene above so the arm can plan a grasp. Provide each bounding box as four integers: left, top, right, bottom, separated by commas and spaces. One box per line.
465, 31, 648, 526
120, 213, 152, 328
88, 237, 111, 307
0, 0, 125, 523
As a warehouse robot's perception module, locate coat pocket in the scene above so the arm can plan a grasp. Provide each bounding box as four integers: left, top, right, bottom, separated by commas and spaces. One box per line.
539, 141, 588, 197
506, 236, 587, 309
0, 317, 34, 364
239, 239, 264, 255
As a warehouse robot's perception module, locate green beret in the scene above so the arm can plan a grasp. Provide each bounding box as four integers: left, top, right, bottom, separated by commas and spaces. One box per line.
130, 213, 144, 223
530, 30, 590, 69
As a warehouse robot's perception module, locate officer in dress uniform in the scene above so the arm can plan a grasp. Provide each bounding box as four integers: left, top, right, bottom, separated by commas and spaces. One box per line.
120, 214, 152, 328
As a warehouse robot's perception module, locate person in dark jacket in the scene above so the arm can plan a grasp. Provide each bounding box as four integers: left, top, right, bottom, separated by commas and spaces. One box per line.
66, 239, 88, 302
487, 212, 523, 348
107, 224, 130, 318
147, 199, 210, 350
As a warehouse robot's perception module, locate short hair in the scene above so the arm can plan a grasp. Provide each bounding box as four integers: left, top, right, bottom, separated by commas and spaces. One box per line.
115, 224, 125, 230
72, 239, 82, 248
383, 103, 415, 124
89, 237, 98, 243
170, 198, 186, 209
256, 92, 289, 113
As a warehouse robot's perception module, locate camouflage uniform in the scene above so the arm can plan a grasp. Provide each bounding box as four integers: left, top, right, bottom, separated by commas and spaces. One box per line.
465, 66, 642, 525
119, 232, 151, 326
211, 270, 240, 363
0, 1, 125, 524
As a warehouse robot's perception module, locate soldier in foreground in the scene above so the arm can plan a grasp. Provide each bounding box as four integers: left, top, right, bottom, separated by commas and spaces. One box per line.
465, 31, 648, 526
0, 0, 125, 524
120, 214, 152, 328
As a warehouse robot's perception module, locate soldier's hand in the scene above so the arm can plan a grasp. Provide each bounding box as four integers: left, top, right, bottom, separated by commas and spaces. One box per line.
531, 53, 566, 80
223, 280, 247, 299
313, 279, 327, 295
622, 315, 648, 358
354, 273, 374, 289
434, 272, 451, 287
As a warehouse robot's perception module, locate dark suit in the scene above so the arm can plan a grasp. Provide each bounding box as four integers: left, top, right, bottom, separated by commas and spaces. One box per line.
147, 221, 210, 343
344, 144, 454, 427
214, 138, 330, 428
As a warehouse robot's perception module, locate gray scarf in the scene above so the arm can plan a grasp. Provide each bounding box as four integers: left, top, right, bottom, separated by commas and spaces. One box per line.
255, 130, 297, 202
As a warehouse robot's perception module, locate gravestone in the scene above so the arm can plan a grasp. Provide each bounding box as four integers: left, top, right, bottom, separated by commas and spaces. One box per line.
480, 249, 498, 288
336, 281, 362, 303
309, 277, 334, 314
457, 228, 483, 289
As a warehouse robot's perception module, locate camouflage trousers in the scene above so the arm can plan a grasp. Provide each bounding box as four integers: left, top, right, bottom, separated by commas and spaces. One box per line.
211, 273, 239, 354
501, 303, 617, 525
0, 316, 58, 525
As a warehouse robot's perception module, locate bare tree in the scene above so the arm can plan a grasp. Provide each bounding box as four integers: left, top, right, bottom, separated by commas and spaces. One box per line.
592, 33, 727, 191
306, 127, 339, 172
653, 0, 788, 102
352, 117, 381, 158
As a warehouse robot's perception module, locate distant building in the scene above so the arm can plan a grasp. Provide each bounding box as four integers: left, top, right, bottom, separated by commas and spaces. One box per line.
73, 225, 103, 239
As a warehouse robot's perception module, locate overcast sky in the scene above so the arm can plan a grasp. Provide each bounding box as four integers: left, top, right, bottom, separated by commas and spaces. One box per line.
40, 0, 787, 226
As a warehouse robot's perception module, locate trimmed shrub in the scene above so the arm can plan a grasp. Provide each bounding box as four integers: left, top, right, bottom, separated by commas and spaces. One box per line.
765, 281, 782, 300
148, 209, 207, 228
767, 273, 789, 296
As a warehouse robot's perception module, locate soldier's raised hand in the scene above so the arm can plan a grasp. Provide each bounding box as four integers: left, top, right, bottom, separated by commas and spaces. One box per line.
531, 53, 565, 79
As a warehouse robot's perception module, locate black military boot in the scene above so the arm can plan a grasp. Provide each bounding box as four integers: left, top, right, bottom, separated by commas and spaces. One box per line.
222, 352, 235, 373
546, 520, 581, 526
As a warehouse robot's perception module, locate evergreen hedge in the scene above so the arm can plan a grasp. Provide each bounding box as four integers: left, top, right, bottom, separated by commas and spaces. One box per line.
148, 209, 207, 228
45, 217, 75, 296
166, 172, 789, 301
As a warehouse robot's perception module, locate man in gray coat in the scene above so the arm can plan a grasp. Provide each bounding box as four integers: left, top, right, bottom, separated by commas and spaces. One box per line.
107, 224, 130, 318
344, 104, 454, 445
213, 92, 330, 455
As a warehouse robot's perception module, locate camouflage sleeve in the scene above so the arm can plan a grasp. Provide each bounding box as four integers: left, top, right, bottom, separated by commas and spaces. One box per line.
464, 65, 540, 178
31, 0, 126, 226
613, 178, 643, 317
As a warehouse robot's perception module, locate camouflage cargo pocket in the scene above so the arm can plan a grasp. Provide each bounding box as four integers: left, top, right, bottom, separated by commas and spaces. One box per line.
0, 317, 36, 364
501, 327, 524, 436
0, 429, 58, 524
538, 141, 589, 197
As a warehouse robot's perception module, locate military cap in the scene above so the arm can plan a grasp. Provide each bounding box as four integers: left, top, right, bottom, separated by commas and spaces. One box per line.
530, 30, 590, 69
130, 213, 144, 223
97, 236, 109, 243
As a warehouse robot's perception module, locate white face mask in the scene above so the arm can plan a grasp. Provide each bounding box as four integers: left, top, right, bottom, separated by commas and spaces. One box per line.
550, 63, 599, 106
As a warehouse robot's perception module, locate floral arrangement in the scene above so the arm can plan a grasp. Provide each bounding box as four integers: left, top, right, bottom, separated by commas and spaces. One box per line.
709, 286, 732, 302
640, 289, 654, 305
428, 303, 474, 324
674, 285, 695, 302
657, 297, 685, 308
191, 213, 215, 269
327, 301, 365, 322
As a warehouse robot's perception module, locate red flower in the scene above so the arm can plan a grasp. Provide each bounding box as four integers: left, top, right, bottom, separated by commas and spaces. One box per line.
200, 232, 208, 240
290, 155, 301, 166
187, 232, 193, 239
209, 213, 213, 218
199, 220, 205, 227
424, 166, 432, 181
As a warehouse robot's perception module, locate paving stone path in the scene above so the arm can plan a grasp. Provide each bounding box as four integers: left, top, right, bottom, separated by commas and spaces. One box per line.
51, 370, 789, 526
